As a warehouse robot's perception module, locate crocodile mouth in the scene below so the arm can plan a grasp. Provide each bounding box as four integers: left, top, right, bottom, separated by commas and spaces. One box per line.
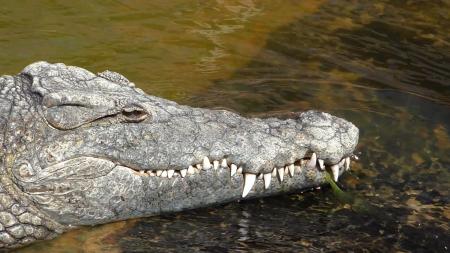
19, 153, 357, 200
123, 152, 357, 198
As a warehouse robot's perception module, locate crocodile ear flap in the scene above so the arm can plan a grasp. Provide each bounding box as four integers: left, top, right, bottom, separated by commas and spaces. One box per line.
41, 91, 120, 130
44, 105, 116, 130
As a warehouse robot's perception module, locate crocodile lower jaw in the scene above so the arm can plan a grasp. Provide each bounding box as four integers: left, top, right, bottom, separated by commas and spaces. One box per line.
125, 153, 356, 198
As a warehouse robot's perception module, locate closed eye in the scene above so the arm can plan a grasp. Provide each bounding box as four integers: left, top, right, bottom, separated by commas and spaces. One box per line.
122, 105, 149, 123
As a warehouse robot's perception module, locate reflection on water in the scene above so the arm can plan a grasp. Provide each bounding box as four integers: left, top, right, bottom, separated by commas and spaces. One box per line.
2, 0, 449, 252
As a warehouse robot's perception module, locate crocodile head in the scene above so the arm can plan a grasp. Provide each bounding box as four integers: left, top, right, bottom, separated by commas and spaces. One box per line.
0, 62, 358, 247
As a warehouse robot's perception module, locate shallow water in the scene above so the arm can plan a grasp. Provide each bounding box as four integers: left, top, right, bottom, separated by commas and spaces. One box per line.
1, 0, 449, 252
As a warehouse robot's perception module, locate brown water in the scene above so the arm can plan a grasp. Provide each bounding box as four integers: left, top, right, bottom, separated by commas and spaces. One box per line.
1, 1, 449, 252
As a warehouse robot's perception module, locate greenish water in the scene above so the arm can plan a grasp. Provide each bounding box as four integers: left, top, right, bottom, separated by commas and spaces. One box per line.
1, 1, 449, 252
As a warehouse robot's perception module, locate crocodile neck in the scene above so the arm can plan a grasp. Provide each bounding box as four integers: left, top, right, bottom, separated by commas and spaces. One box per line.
0, 174, 64, 248
0, 75, 65, 249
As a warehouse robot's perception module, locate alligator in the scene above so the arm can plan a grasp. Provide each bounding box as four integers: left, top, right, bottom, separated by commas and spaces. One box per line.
0, 62, 359, 249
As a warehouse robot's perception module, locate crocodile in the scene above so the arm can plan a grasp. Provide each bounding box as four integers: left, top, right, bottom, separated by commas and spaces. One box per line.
0, 62, 359, 249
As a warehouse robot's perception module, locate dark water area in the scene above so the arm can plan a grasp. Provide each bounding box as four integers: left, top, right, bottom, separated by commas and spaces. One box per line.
1, 1, 449, 252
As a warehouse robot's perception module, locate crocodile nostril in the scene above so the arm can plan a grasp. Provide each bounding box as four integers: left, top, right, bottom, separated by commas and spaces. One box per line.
122, 105, 149, 122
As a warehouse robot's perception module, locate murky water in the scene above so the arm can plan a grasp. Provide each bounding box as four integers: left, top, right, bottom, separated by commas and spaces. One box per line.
1, 0, 449, 252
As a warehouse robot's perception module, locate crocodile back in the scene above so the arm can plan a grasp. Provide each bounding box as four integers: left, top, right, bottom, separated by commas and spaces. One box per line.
0, 76, 12, 160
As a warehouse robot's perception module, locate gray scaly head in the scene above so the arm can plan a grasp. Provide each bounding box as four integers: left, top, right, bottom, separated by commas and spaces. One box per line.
0, 62, 359, 248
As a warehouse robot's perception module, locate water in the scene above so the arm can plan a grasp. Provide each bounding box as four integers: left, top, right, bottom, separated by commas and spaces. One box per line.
1, 0, 449, 252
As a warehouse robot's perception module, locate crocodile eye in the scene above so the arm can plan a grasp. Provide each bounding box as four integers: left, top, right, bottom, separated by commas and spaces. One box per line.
122, 105, 149, 122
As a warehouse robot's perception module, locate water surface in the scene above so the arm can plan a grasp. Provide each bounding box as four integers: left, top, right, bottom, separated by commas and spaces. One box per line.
1, 1, 449, 252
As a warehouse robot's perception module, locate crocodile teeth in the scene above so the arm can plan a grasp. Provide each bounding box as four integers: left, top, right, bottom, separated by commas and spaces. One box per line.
318, 159, 325, 170
139, 170, 145, 175
264, 173, 272, 189
344, 157, 351, 171
331, 164, 339, 182
277, 167, 284, 182
203, 157, 212, 170
288, 164, 295, 177
147, 154, 345, 183
221, 159, 228, 168
307, 153, 317, 168
230, 164, 237, 176
242, 173, 256, 198
300, 159, 307, 166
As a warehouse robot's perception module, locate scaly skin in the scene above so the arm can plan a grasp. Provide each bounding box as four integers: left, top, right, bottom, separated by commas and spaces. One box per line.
0, 62, 359, 249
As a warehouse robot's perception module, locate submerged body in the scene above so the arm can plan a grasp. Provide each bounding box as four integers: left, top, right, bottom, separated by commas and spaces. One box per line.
0, 62, 359, 249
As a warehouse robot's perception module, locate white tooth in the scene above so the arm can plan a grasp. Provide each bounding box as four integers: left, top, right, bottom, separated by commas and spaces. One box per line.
258, 173, 263, 180
213, 160, 219, 170
277, 167, 284, 182
300, 159, 308, 166
180, 169, 187, 177
161, 170, 168, 178
284, 166, 289, 175
196, 164, 202, 170
156, 170, 163, 176
331, 164, 339, 182
203, 157, 212, 170
345, 157, 351, 171
288, 164, 295, 177
339, 159, 346, 167
353, 155, 359, 161
221, 159, 228, 168
167, 169, 175, 178
230, 164, 237, 176
264, 173, 272, 189
307, 153, 317, 168
242, 173, 256, 198
187, 166, 195, 175
148, 171, 156, 176
272, 168, 277, 177
318, 159, 325, 170
139, 170, 145, 175
237, 167, 243, 174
